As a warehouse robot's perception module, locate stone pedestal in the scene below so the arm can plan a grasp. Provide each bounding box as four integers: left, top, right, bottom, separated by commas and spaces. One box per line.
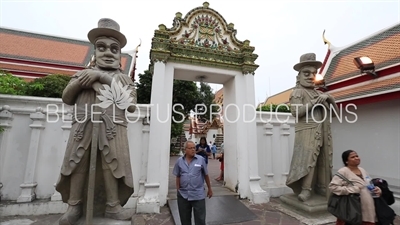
53, 217, 132, 225
278, 193, 336, 225
279, 193, 327, 213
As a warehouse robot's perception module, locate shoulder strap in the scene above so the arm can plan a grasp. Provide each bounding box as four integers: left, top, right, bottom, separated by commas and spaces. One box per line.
335, 172, 354, 186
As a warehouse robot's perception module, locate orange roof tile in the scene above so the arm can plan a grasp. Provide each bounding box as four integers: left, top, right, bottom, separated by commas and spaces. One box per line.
121, 57, 129, 72
0, 27, 133, 74
213, 87, 223, 104
0, 28, 91, 66
263, 88, 293, 105
331, 75, 400, 101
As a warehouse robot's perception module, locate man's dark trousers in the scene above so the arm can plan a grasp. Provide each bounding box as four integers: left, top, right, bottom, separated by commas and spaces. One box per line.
177, 191, 206, 225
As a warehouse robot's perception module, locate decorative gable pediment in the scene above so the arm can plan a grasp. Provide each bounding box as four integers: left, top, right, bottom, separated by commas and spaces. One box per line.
149, 2, 259, 74
170, 13, 240, 52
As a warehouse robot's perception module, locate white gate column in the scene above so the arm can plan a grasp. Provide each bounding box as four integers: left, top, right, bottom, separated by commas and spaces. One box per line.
223, 71, 268, 203
244, 73, 269, 203
222, 76, 240, 193
137, 58, 174, 213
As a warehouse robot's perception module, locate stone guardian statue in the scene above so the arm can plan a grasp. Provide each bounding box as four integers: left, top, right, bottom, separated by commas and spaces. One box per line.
55, 18, 137, 224
286, 53, 339, 202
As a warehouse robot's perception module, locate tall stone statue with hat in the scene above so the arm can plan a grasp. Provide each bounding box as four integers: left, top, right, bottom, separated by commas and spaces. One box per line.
285, 53, 338, 202
55, 18, 137, 224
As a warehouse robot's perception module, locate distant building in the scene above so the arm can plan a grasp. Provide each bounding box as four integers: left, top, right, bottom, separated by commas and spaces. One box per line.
213, 87, 223, 106
261, 88, 293, 106
184, 87, 224, 144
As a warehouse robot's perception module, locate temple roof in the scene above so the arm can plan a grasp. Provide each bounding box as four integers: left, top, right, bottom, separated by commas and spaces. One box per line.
0, 27, 133, 79
321, 23, 400, 85
320, 22, 400, 103
260, 23, 400, 105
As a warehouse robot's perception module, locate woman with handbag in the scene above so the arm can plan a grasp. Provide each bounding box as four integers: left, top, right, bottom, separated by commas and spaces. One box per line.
329, 150, 382, 225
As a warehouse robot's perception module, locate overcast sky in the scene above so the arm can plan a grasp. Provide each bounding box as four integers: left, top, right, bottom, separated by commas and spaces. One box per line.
1, 0, 399, 104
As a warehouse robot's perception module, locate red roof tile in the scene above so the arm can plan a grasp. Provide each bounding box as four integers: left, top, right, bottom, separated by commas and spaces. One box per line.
324, 24, 400, 84
213, 87, 223, 104
0, 27, 133, 75
0, 33, 89, 64
321, 23, 400, 103
331, 75, 400, 101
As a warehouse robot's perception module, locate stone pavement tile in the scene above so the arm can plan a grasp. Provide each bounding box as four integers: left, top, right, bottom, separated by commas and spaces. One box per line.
131, 214, 146, 225
140, 206, 174, 225
264, 211, 281, 224
0, 214, 61, 225
247, 204, 265, 218
280, 216, 302, 225
251, 209, 266, 219
241, 220, 264, 225
0, 218, 36, 225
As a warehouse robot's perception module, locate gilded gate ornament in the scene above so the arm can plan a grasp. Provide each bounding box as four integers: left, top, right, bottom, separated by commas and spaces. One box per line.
149, 2, 259, 75
172, 14, 239, 52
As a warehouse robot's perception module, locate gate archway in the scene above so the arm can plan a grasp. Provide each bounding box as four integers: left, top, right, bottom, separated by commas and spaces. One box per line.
137, 2, 269, 213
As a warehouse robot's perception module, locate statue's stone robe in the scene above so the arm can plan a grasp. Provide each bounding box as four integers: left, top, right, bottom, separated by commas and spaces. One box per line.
56, 68, 136, 208
285, 86, 333, 195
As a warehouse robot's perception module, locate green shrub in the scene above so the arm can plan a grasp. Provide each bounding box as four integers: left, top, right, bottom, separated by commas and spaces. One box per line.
257, 104, 291, 113
0, 71, 28, 95
25, 74, 71, 98
0, 71, 71, 98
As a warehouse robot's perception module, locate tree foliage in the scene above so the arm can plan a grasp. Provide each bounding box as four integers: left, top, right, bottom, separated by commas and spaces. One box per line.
0, 71, 70, 98
197, 82, 217, 121
256, 104, 291, 113
135, 69, 217, 138
25, 74, 71, 98
135, 70, 152, 104
0, 70, 28, 95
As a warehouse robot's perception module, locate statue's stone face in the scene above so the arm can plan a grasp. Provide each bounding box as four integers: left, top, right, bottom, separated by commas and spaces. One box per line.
95, 37, 121, 70
298, 66, 317, 88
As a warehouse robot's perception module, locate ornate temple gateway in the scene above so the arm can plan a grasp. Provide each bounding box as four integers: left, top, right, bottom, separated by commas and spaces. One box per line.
139, 2, 268, 213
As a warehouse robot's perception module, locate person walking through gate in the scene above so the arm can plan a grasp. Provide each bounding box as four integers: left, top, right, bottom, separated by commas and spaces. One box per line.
173, 140, 213, 225
196, 137, 211, 164
211, 143, 217, 159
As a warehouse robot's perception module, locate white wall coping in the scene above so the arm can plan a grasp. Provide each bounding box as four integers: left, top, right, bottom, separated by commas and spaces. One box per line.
0, 94, 152, 117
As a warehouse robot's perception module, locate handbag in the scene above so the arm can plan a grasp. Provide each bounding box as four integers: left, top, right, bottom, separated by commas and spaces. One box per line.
327, 173, 362, 225
374, 196, 396, 225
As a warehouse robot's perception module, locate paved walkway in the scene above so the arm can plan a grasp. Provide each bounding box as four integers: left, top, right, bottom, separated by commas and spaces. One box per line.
143, 155, 397, 225
1, 156, 399, 225
162, 155, 400, 225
